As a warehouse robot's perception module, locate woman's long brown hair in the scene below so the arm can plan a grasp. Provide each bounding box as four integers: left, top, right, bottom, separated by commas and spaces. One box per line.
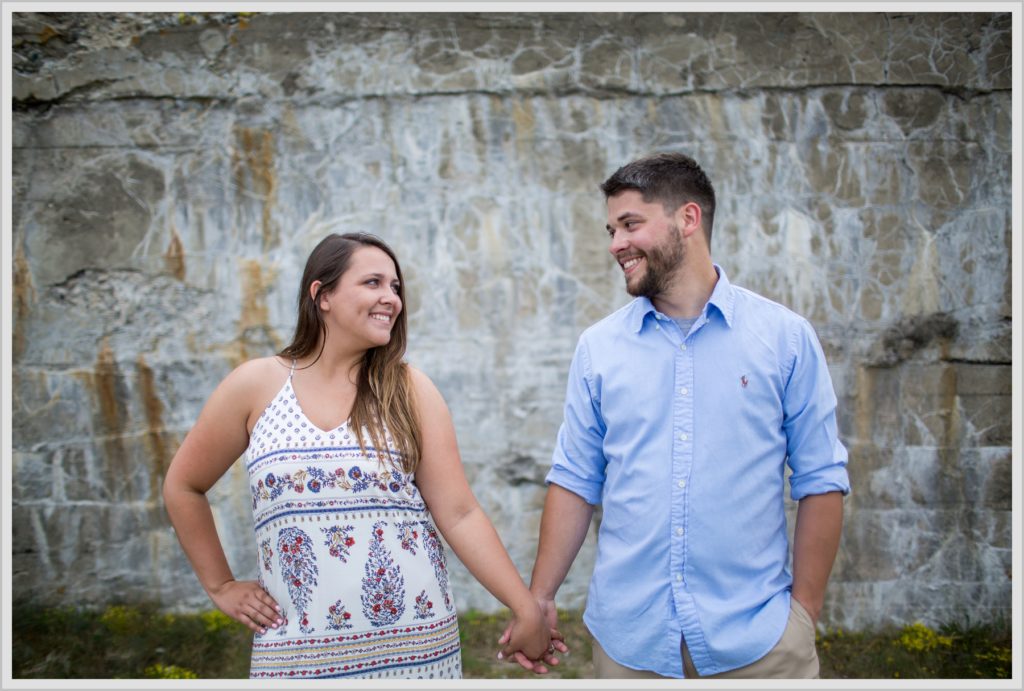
278, 233, 421, 474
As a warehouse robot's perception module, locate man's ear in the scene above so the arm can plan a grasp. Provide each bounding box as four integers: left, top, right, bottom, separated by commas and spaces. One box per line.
676, 201, 703, 240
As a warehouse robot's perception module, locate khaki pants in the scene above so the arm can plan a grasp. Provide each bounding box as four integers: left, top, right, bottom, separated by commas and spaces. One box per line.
592, 599, 820, 679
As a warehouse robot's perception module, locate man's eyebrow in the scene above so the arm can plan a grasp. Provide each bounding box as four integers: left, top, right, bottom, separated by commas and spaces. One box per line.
612, 211, 642, 224
607, 211, 642, 232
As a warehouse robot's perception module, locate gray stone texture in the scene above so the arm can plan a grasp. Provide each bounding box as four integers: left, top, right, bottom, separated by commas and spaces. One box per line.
11, 11, 1012, 632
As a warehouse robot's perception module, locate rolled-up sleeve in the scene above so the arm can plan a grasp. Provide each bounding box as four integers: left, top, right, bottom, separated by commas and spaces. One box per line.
546, 338, 607, 505
783, 319, 851, 501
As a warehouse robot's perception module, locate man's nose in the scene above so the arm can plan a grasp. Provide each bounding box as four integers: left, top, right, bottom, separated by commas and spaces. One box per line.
608, 229, 628, 256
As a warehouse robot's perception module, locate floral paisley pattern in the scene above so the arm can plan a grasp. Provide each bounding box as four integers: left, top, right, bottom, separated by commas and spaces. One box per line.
421, 522, 452, 612
361, 521, 406, 626
252, 464, 413, 509
325, 600, 354, 630
346, 465, 407, 494
396, 521, 420, 555
278, 527, 318, 633
322, 525, 356, 562
260, 539, 273, 573
414, 590, 435, 620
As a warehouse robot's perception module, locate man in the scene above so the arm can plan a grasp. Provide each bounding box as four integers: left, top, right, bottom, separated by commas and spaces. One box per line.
505, 152, 849, 678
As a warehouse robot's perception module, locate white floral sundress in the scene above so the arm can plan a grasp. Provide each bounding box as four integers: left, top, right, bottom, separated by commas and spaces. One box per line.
245, 365, 461, 679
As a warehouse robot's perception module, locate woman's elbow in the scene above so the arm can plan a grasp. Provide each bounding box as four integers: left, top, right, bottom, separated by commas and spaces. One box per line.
432, 497, 482, 536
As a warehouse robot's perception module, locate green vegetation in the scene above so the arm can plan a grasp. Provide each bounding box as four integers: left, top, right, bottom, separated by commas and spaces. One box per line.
458, 607, 593, 679
13, 603, 250, 679
12, 603, 1011, 679
818, 620, 1012, 679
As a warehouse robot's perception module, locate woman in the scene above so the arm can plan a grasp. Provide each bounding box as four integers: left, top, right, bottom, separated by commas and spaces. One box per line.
163, 232, 560, 679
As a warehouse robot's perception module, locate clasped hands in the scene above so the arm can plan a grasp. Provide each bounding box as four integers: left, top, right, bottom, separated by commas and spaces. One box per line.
495, 599, 570, 675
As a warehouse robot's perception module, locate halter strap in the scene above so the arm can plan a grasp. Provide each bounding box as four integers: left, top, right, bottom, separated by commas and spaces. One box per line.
289, 358, 297, 378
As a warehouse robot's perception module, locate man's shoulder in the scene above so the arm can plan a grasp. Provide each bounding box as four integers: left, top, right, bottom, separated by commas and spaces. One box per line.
729, 283, 811, 331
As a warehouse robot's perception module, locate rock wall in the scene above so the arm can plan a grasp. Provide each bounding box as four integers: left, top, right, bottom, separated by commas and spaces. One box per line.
10, 11, 1012, 631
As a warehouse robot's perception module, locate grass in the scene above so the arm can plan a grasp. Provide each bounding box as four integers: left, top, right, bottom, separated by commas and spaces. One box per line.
13, 603, 251, 679
818, 620, 1013, 679
458, 608, 594, 679
11, 602, 1012, 679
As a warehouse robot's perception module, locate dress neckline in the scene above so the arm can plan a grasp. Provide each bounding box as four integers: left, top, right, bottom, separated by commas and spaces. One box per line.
285, 377, 352, 436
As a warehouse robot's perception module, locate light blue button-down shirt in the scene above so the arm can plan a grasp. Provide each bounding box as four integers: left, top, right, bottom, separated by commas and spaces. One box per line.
547, 265, 850, 678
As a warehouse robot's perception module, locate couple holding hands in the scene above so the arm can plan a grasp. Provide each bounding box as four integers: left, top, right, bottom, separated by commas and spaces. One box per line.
163, 152, 849, 679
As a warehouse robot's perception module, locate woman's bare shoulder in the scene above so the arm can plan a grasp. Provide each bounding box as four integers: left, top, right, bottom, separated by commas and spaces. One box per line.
405, 364, 433, 392
222, 356, 291, 399
234, 355, 291, 377
224, 356, 293, 432
406, 365, 449, 413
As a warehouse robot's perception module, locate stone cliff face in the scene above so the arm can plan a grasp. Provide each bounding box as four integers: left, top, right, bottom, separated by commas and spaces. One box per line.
10, 12, 1011, 630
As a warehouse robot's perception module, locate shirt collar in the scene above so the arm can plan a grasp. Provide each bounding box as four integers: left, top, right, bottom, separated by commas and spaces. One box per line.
627, 263, 736, 333
707, 264, 736, 328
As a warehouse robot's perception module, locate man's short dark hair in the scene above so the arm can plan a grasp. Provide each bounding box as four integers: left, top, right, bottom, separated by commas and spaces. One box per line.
600, 152, 716, 247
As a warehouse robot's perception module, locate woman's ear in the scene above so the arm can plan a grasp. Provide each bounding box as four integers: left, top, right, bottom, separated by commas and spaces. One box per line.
310, 280, 328, 311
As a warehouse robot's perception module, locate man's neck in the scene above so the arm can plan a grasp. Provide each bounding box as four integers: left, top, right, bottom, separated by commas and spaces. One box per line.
651, 260, 719, 319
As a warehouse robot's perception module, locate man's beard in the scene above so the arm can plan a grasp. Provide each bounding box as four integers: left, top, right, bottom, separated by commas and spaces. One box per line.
626, 224, 685, 299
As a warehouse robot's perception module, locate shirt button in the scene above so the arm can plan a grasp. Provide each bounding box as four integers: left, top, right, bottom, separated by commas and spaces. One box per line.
676, 527, 684, 537
678, 479, 686, 488
680, 344, 687, 351
655, 324, 661, 330
679, 433, 688, 441
676, 574, 683, 583
680, 387, 688, 395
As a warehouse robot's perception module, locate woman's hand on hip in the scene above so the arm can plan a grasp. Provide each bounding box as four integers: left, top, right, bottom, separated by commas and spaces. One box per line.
209, 579, 284, 634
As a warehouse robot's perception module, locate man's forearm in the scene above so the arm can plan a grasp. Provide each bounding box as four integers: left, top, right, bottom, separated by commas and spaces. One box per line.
530, 484, 595, 600
791, 491, 844, 623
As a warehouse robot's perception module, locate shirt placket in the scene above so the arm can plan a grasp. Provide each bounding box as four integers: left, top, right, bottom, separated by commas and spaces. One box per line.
654, 314, 694, 598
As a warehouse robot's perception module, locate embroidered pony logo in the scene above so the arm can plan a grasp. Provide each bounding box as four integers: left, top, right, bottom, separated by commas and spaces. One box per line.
740, 375, 749, 388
